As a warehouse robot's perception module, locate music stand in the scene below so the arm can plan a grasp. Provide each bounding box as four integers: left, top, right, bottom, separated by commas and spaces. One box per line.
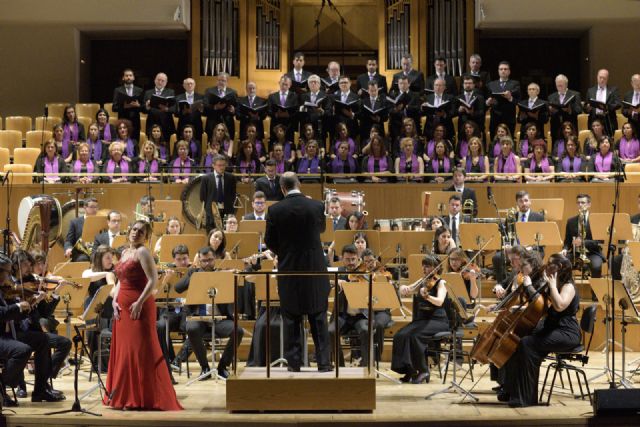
408, 254, 426, 284
590, 213, 633, 246
404, 231, 435, 257
238, 220, 266, 235
424, 191, 451, 217
320, 217, 335, 244
252, 274, 287, 367
184, 271, 237, 385
215, 259, 246, 270
530, 198, 564, 222
341, 279, 401, 383
379, 231, 407, 265
57, 278, 91, 340
81, 215, 108, 242
158, 234, 207, 263
154, 199, 183, 222
612, 279, 639, 388
334, 230, 381, 256
515, 221, 563, 249
459, 224, 500, 301
225, 232, 261, 259
111, 235, 129, 249
156, 267, 188, 363
425, 280, 479, 402
152, 221, 168, 237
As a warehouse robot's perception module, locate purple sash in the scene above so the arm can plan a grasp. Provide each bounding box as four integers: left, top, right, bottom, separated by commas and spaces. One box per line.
297, 156, 320, 174
118, 138, 136, 158
426, 140, 436, 158
255, 140, 264, 157
465, 156, 486, 173
63, 123, 78, 145
87, 139, 102, 163
188, 140, 199, 158
334, 138, 356, 156
330, 156, 356, 173
102, 124, 112, 141
492, 141, 501, 158
138, 159, 159, 174
562, 155, 582, 172
43, 157, 59, 181
157, 145, 168, 161
595, 152, 613, 172
239, 159, 257, 173
275, 158, 286, 174
367, 156, 388, 172
497, 153, 517, 173
529, 156, 550, 172
457, 140, 469, 159
620, 137, 640, 160
431, 157, 451, 173
554, 139, 565, 158
400, 153, 419, 173
73, 160, 95, 174
519, 139, 530, 158
106, 159, 129, 175
171, 158, 191, 180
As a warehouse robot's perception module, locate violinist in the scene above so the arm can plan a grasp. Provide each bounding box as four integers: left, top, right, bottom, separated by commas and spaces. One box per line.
391, 255, 449, 384
500, 253, 581, 408
447, 248, 479, 305
6, 250, 66, 402
329, 245, 374, 367
361, 249, 393, 365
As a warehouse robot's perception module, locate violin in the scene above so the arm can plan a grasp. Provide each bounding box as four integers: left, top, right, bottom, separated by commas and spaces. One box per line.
461, 262, 482, 280
347, 261, 368, 283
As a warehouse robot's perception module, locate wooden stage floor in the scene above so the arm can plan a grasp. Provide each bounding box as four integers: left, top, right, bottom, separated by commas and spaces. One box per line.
3, 352, 639, 427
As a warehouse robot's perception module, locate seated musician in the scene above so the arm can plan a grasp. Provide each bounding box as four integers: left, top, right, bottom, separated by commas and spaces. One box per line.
499, 253, 581, 408
154, 216, 184, 256
561, 193, 604, 278
174, 246, 244, 379
64, 197, 99, 262
433, 225, 456, 255
224, 214, 239, 233
156, 244, 192, 382
329, 245, 379, 367
361, 248, 393, 364
193, 229, 231, 266
446, 248, 479, 306
392, 255, 449, 384
5, 250, 66, 403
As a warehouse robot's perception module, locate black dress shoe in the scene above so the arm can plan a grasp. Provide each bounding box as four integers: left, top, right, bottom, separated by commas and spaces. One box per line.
32, 390, 65, 402
46, 383, 65, 399
170, 373, 178, 385
198, 368, 211, 381
2, 393, 18, 407
412, 371, 430, 384
497, 391, 511, 402
400, 373, 414, 383
287, 366, 301, 372
492, 385, 504, 393
217, 368, 230, 379
318, 365, 334, 373
16, 387, 27, 399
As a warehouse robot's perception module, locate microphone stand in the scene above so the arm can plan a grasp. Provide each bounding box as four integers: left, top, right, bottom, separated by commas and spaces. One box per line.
2, 171, 13, 256
486, 187, 508, 275
41, 104, 49, 194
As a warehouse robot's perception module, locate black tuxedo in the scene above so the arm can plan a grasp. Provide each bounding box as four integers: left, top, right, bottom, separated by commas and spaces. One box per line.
517, 98, 549, 139
443, 185, 478, 216
548, 89, 582, 140
331, 91, 361, 141
391, 69, 425, 93
357, 96, 389, 141
199, 171, 237, 232
174, 92, 205, 140
422, 93, 456, 140
329, 216, 347, 231
486, 79, 521, 138
265, 192, 331, 370
462, 70, 491, 98
236, 95, 267, 140
267, 91, 299, 142
254, 175, 283, 201
563, 213, 603, 277
356, 73, 388, 96
426, 73, 458, 96
112, 85, 144, 140
387, 89, 422, 141
204, 86, 238, 141
586, 85, 621, 134
144, 87, 176, 141
64, 216, 89, 262
457, 90, 486, 134
622, 90, 640, 134
299, 91, 332, 140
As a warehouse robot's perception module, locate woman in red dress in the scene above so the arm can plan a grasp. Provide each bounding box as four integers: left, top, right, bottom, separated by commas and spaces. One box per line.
104, 220, 183, 410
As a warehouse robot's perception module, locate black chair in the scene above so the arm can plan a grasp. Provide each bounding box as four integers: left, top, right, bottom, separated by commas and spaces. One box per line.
539, 303, 597, 406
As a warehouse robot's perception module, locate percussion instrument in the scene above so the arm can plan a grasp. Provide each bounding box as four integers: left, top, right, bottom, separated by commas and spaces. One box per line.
17, 195, 62, 249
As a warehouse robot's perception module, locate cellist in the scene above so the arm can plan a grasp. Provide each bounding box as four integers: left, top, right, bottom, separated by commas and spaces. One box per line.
499, 253, 581, 408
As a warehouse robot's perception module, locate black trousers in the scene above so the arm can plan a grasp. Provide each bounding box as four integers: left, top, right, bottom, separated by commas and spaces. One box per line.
282, 309, 330, 370
1, 331, 51, 393
156, 310, 190, 371
185, 319, 243, 371
48, 332, 71, 378
328, 310, 391, 367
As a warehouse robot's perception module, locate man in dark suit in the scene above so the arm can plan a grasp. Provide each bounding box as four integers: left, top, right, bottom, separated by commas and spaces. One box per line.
174, 77, 205, 140
298, 74, 331, 142
357, 80, 389, 142
321, 61, 342, 95
426, 57, 458, 96
622, 74, 640, 135
444, 168, 478, 216
585, 69, 621, 135
548, 74, 582, 141
199, 155, 237, 233
236, 81, 268, 141
93, 210, 122, 249
63, 197, 99, 262
387, 75, 422, 143
268, 75, 298, 143
243, 191, 267, 221
391, 54, 425, 93
442, 194, 462, 246
462, 54, 491, 98
457, 74, 486, 136
204, 72, 238, 141
356, 58, 388, 97
254, 160, 283, 201
143, 72, 176, 141
562, 193, 603, 278
331, 75, 361, 141
492, 190, 544, 283
112, 68, 144, 141
517, 82, 549, 140
486, 61, 521, 139
285, 51, 312, 96
422, 78, 456, 140
327, 196, 347, 231
265, 172, 332, 372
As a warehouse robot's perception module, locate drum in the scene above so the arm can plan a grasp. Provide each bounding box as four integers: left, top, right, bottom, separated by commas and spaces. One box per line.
17, 195, 62, 249
323, 188, 366, 217
58, 199, 86, 247
181, 174, 204, 227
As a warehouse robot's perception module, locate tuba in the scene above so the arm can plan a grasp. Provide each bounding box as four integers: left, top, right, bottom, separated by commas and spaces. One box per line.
575, 210, 590, 268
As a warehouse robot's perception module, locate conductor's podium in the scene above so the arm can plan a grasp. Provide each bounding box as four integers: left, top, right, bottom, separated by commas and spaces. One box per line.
226, 367, 376, 412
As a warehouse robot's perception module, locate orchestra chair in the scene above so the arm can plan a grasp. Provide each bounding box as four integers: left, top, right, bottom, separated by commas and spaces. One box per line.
75, 103, 100, 119
25, 130, 53, 149
108, 116, 119, 127
625, 163, 640, 183
169, 134, 177, 155
0, 130, 23, 155
13, 148, 40, 168
234, 118, 241, 143
5, 116, 33, 139
0, 147, 10, 172
140, 116, 147, 134
578, 130, 591, 151
139, 132, 147, 145
77, 116, 92, 132
172, 116, 179, 129
617, 114, 626, 128
3, 164, 33, 184
431, 300, 475, 384
0, 115, 2, 129
484, 115, 490, 133
47, 103, 68, 118
201, 132, 208, 153
577, 114, 589, 132
263, 116, 271, 141
613, 129, 622, 142
539, 304, 597, 406
103, 103, 114, 117
35, 116, 61, 132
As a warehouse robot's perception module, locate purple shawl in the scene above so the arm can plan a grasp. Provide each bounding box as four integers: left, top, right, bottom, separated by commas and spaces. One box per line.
518, 139, 530, 158
492, 140, 501, 158
63, 123, 78, 145
497, 153, 517, 173
239, 159, 258, 174
529, 156, 551, 172
465, 156, 486, 173
367, 156, 389, 172
330, 156, 357, 173
426, 140, 436, 159
297, 156, 320, 174
431, 157, 451, 174
106, 159, 129, 175
400, 153, 420, 173
554, 139, 565, 159
73, 160, 95, 174
562, 155, 582, 172
138, 159, 159, 174
102, 124, 112, 141
594, 152, 613, 172
457, 140, 469, 159
171, 157, 192, 180
619, 137, 640, 160
117, 138, 136, 158
43, 156, 59, 181
86, 138, 102, 163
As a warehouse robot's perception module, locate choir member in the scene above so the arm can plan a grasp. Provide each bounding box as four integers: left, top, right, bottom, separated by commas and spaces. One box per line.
204, 72, 237, 141
486, 61, 521, 139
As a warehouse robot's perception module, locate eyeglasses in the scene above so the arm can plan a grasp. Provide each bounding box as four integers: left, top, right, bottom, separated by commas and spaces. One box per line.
200, 258, 215, 264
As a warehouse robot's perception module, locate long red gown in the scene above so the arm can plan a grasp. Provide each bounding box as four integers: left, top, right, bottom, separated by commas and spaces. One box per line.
103, 259, 183, 410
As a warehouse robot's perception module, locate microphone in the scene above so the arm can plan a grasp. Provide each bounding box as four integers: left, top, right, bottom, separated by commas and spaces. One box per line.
486, 186, 493, 201
44, 104, 49, 118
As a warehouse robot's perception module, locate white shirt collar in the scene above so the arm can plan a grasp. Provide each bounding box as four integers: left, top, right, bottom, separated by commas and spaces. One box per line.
287, 189, 302, 195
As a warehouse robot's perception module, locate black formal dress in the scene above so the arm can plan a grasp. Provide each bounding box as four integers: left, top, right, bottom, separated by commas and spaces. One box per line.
199, 171, 237, 232
563, 213, 604, 278
391, 281, 449, 376
204, 87, 238, 141
502, 286, 581, 407
586, 85, 621, 135
144, 88, 176, 141
246, 304, 281, 367
486, 79, 521, 139
112, 85, 144, 141
174, 92, 205, 139
265, 192, 331, 370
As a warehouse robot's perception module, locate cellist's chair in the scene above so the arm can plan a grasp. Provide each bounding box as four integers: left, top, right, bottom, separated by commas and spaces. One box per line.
539, 304, 597, 406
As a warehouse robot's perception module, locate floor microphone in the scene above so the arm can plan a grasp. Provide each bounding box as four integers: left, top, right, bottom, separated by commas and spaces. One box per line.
44, 104, 49, 118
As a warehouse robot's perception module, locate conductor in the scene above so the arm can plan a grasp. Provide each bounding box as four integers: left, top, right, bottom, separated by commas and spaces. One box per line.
264, 172, 332, 372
